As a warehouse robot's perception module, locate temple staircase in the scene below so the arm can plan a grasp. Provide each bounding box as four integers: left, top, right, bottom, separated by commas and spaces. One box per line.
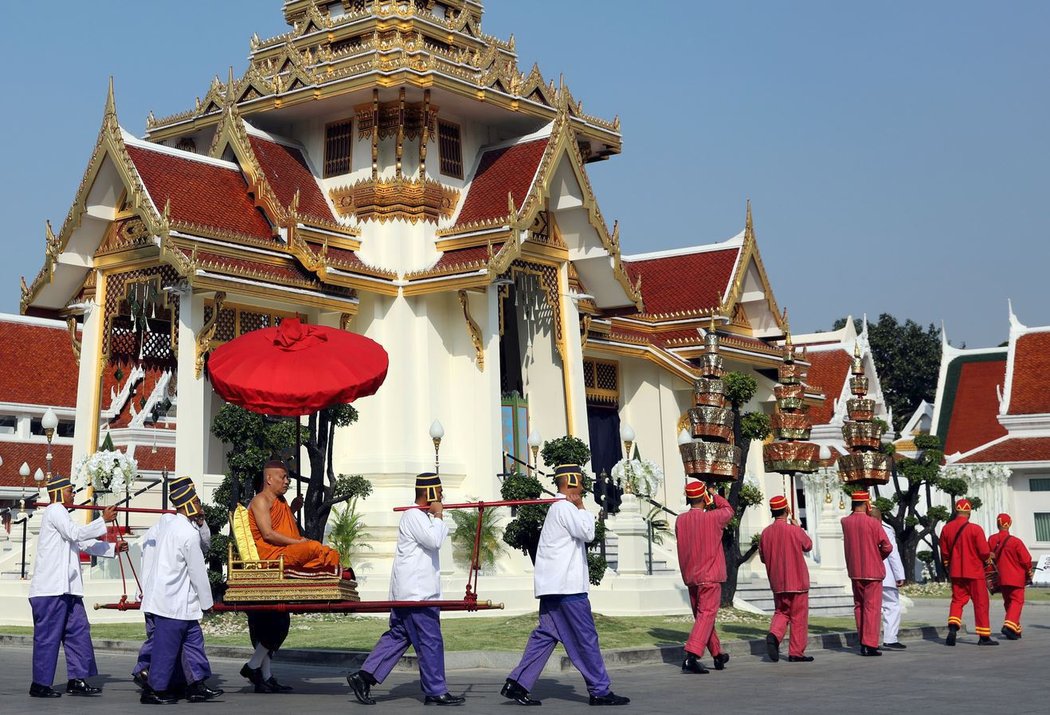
734, 575, 855, 617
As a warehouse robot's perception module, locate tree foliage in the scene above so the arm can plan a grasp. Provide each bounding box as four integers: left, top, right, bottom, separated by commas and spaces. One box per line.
540, 435, 591, 469
833, 314, 941, 433
450, 500, 508, 570
718, 372, 771, 606
327, 498, 373, 568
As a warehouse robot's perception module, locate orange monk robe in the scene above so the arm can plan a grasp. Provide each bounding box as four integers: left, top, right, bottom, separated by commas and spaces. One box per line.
249, 496, 340, 571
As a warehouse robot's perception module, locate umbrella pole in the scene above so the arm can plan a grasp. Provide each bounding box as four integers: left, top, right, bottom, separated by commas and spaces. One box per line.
296, 418, 302, 500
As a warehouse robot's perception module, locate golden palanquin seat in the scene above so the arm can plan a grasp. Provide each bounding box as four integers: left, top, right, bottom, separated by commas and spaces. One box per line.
225, 505, 359, 603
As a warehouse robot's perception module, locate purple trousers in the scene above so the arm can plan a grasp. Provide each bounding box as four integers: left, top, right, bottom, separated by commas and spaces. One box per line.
361, 607, 447, 697
147, 615, 211, 692
30, 595, 98, 686
508, 594, 611, 697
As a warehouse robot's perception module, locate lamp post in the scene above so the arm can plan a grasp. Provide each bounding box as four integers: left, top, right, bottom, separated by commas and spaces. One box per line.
528, 428, 542, 478
429, 420, 444, 474
18, 461, 30, 523
18, 461, 30, 580
42, 407, 58, 482
819, 445, 834, 504
619, 422, 635, 494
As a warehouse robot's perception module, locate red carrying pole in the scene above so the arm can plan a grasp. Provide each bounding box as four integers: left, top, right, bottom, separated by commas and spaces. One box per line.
211, 599, 503, 615
393, 498, 559, 512
36, 503, 176, 515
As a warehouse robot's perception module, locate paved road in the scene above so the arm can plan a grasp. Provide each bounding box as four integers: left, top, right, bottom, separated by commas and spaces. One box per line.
1, 625, 1047, 714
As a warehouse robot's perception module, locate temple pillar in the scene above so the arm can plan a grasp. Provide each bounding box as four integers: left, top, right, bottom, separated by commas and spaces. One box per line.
175, 290, 207, 484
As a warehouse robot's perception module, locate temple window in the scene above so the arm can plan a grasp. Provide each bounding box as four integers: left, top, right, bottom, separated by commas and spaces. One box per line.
438, 119, 463, 179
0, 416, 16, 434
1036, 512, 1050, 542
324, 118, 354, 177
1030, 477, 1050, 491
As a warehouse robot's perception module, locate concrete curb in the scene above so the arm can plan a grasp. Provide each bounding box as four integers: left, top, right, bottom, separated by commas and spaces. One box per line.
0, 624, 953, 673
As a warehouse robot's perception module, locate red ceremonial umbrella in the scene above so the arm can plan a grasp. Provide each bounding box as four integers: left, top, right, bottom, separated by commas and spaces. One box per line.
207, 317, 389, 497
208, 317, 388, 416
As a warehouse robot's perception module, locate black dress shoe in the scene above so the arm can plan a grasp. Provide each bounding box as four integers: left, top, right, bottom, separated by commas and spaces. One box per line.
133, 669, 150, 690
66, 679, 102, 696
945, 624, 958, 646
589, 692, 630, 706
765, 633, 780, 662
860, 646, 882, 656
346, 671, 376, 705
501, 679, 542, 706
186, 681, 224, 702
978, 636, 999, 646
681, 653, 709, 674
713, 652, 730, 671
1001, 627, 1019, 640
424, 692, 466, 705
29, 682, 62, 698
240, 663, 264, 685
141, 690, 179, 705
265, 677, 293, 692
882, 642, 907, 650
788, 655, 814, 662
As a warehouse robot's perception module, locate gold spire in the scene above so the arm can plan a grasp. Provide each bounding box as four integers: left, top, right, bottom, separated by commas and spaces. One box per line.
744, 198, 754, 242
104, 76, 116, 118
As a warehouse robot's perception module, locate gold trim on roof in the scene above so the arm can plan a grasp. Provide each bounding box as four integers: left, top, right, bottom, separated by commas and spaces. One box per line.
457, 290, 485, 371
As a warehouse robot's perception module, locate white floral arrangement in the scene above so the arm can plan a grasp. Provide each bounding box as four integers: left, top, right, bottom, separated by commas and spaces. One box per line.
611, 458, 664, 498
942, 464, 1011, 487
72, 449, 139, 494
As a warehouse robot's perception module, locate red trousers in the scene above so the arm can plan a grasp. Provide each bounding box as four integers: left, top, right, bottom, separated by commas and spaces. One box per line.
685, 583, 722, 658
851, 579, 881, 648
769, 591, 809, 657
948, 578, 990, 637
999, 585, 1025, 634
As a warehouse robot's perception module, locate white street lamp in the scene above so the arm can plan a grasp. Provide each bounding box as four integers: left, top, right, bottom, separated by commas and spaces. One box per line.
527, 428, 542, 476
619, 422, 635, 459
429, 420, 444, 474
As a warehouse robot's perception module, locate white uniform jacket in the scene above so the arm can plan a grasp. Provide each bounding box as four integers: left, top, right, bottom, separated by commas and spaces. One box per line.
533, 495, 596, 598
389, 508, 449, 601
141, 514, 213, 620
29, 503, 115, 598
882, 522, 905, 588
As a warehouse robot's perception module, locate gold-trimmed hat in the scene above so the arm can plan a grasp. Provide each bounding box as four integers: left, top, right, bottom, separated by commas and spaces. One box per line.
554, 464, 583, 488
169, 476, 201, 517
415, 472, 442, 502
46, 473, 71, 499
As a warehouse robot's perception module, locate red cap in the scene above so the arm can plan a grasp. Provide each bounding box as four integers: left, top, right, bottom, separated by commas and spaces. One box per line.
955, 498, 972, 512
851, 490, 870, 502
997, 513, 1011, 529
685, 481, 707, 499
769, 495, 789, 511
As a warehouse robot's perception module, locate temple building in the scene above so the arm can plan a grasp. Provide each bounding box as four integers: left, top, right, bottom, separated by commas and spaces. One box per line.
7, 0, 838, 618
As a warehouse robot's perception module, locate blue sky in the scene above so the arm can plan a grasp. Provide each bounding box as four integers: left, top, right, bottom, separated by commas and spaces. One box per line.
3, 1, 1047, 347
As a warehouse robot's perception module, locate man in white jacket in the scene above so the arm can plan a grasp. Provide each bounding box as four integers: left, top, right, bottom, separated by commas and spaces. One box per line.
28, 473, 123, 698
502, 465, 629, 707
346, 473, 464, 706
139, 476, 222, 704
871, 506, 906, 649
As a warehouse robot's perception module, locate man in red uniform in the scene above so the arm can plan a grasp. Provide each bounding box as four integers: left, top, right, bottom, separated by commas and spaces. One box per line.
759, 495, 813, 663
987, 513, 1033, 640
939, 498, 996, 646
841, 490, 892, 656
675, 480, 733, 674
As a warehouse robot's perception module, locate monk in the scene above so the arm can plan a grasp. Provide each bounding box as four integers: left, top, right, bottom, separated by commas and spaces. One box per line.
248, 460, 340, 572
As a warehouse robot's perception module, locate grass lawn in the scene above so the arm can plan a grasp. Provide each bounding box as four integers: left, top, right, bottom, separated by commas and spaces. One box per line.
1, 609, 866, 652
902, 583, 1050, 601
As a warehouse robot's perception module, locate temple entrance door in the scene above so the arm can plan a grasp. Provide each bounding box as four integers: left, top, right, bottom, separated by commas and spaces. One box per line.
587, 403, 622, 476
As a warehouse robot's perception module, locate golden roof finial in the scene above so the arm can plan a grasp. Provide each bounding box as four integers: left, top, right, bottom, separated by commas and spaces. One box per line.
104, 76, 117, 118
225, 66, 237, 105
744, 198, 753, 241
854, 340, 862, 358
709, 315, 717, 333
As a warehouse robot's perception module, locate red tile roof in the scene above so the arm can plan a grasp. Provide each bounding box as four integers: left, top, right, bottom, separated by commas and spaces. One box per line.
454, 139, 549, 227
803, 350, 853, 425
957, 437, 1050, 464
126, 144, 274, 240
940, 356, 1008, 456
0, 320, 79, 407
180, 247, 318, 286
134, 445, 175, 472
409, 244, 502, 277
247, 135, 335, 225
0, 442, 73, 488
624, 248, 740, 317
1007, 332, 1050, 415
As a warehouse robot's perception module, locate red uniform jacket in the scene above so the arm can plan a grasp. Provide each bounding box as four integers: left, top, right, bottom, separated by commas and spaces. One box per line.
841, 512, 891, 580
988, 531, 1033, 588
759, 519, 812, 593
675, 494, 733, 586
939, 517, 990, 580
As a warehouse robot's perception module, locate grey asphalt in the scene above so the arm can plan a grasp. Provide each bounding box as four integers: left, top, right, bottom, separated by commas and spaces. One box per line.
1, 622, 1047, 714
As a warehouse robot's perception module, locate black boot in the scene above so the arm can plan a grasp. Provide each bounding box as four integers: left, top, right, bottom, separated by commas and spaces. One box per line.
423, 692, 466, 705
681, 653, 709, 674
29, 683, 62, 698
860, 645, 882, 656
132, 669, 150, 690
186, 681, 224, 702
945, 624, 958, 647
713, 652, 730, 670
1001, 626, 1019, 641
501, 679, 541, 706
140, 689, 179, 705
265, 676, 293, 692
589, 692, 630, 706
347, 671, 376, 705
66, 679, 102, 696
765, 633, 780, 662
978, 636, 999, 646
